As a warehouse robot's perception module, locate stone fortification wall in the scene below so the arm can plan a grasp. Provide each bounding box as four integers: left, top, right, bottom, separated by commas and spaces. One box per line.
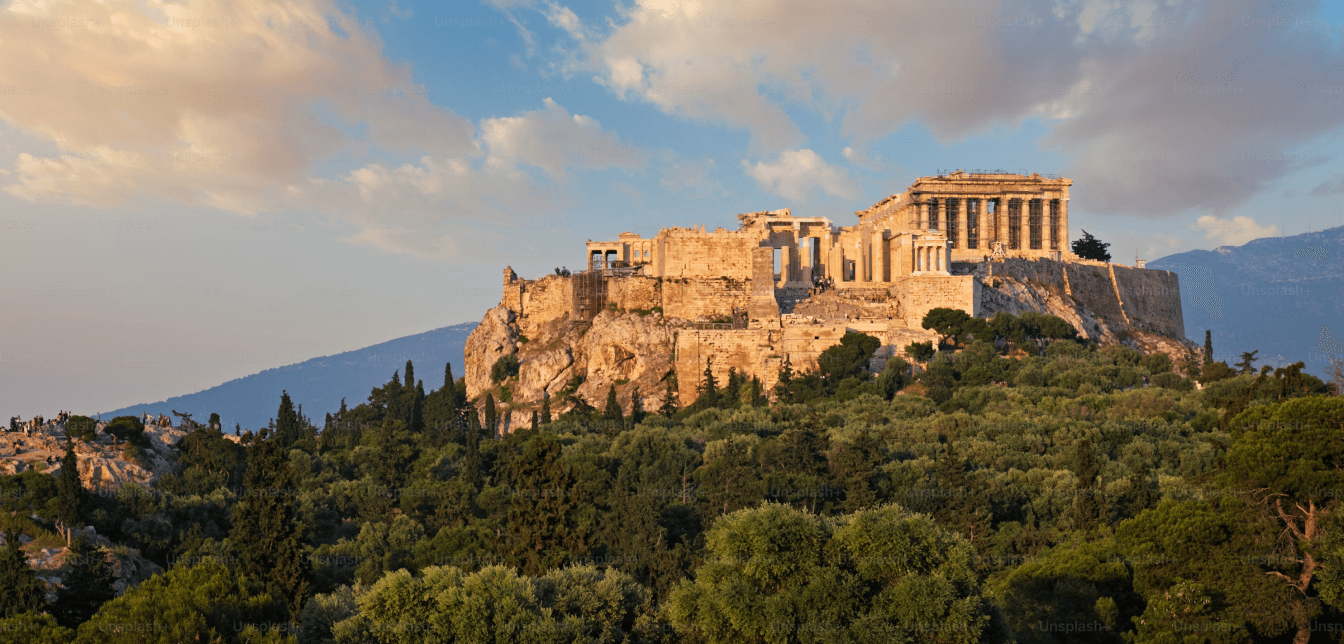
1110, 265, 1184, 337
1064, 261, 1127, 326
657, 230, 759, 279
674, 329, 782, 403
662, 277, 752, 320
899, 275, 980, 326
607, 275, 661, 312
515, 275, 573, 338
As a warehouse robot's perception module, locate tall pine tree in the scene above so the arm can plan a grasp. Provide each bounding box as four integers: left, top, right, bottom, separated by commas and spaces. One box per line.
540, 392, 552, 425
230, 398, 312, 616
604, 384, 623, 432
484, 393, 498, 439
52, 535, 116, 628
0, 531, 47, 618
274, 390, 300, 447
53, 440, 82, 545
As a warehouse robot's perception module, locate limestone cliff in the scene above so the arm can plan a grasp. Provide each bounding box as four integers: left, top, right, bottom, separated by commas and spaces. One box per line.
466, 256, 1192, 429
1, 420, 184, 490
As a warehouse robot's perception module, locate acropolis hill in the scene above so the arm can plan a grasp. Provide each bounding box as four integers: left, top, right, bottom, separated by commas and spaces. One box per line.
465, 171, 1189, 430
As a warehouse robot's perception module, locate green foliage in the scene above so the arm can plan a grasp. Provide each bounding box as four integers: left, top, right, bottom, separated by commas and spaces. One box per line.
1072, 230, 1112, 262
668, 503, 1004, 643
53, 536, 117, 628
231, 419, 312, 616
328, 564, 662, 644
64, 415, 97, 442
75, 560, 292, 643
905, 341, 935, 363
104, 416, 148, 447
923, 307, 973, 348
491, 353, 520, 383
0, 531, 47, 618
0, 612, 74, 644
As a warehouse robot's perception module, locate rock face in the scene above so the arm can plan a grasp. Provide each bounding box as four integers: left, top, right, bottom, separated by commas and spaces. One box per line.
466, 256, 1192, 430
467, 307, 677, 431
464, 306, 519, 401
0, 420, 183, 490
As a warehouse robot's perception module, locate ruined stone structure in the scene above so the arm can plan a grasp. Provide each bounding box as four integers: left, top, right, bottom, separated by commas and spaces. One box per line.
467, 172, 1186, 431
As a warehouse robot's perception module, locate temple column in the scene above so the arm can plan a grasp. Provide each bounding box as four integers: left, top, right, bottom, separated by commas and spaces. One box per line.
958, 197, 969, 252
1061, 199, 1070, 254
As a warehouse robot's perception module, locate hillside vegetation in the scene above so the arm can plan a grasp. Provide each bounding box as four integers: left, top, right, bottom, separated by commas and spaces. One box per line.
1, 310, 1340, 644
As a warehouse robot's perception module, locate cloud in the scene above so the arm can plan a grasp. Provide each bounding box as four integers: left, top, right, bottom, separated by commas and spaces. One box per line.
743, 149, 859, 202
659, 156, 723, 197
0, 1, 648, 257
479, 97, 646, 181
543, 0, 1344, 217
842, 146, 886, 171
1310, 175, 1344, 197
1193, 215, 1279, 247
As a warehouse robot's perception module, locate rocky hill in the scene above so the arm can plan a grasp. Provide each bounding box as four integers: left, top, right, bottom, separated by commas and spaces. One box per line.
465, 257, 1194, 431
99, 322, 476, 431
0, 419, 184, 489
1149, 225, 1344, 376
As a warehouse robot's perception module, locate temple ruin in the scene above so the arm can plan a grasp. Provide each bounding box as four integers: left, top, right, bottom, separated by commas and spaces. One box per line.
478, 172, 1184, 416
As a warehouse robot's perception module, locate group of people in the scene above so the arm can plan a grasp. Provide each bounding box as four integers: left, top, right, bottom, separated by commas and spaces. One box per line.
8, 415, 45, 435
141, 412, 172, 428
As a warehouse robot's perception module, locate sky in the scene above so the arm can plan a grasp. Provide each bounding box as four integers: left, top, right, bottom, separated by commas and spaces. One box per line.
2, 0, 1344, 416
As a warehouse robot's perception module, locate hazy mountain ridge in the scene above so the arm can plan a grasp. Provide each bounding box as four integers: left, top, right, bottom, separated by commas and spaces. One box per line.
1149, 225, 1344, 375
98, 322, 477, 431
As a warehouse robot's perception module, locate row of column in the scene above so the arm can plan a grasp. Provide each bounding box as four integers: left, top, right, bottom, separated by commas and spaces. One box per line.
917, 196, 1068, 252
914, 244, 947, 273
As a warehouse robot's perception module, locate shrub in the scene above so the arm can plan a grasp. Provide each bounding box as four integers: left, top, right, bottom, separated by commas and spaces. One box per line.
64, 416, 98, 442
1150, 372, 1193, 391
490, 353, 520, 383
904, 341, 935, 363
103, 416, 148, 447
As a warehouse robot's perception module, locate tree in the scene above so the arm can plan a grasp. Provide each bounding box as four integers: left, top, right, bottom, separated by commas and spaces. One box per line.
207, 412, 220, 430
877, 356, 911, 400
540, 392, 551, 425
1072, 229, 1111, 262
1215, 397, 1344, 644
923, 307, 973, 349
695, 357, 719, 408
629, 387, 645, 424
667, 503, 1005, 643
76, 560, 290, 643
604, 384, 624, 430
52, 536, 116, 629
52, 440, 82, 545
530, 410, 538, 430
274, 390, 300, 447
659, 374, 678, 417
230, 424, 312, 616
1234, 350, 1259, 374
1203, 330, 1214, 364
817, 331, 881, 382
1072, 439, 1102, 532
484, 393, 498, 439
905, 341, 935, 363
0, 531, 46, 618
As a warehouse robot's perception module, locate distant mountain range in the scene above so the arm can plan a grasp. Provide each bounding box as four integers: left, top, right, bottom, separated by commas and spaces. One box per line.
99, 322, 477, 431
1149, 225, 1344, 377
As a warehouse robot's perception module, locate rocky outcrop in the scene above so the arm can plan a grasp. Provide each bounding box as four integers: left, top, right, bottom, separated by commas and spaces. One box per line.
1, 421, 183, 490
465, 308, 677, 430
464, 306, 518, 401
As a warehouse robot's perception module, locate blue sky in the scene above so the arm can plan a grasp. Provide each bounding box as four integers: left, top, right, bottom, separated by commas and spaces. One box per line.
2, 0, 1343, 415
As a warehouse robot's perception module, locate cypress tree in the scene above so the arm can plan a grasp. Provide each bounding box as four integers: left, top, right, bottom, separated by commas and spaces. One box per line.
230, 428, 312, 616
531, 410, 539, 430
54, 440, 82, 544
1204, 330, 1214, 364
540, 392, 552, 425
275, 391, 299, 447
0, 531, 47, 617
52, 535, 116, 628
411, 380, 426, 435
696, 358, 718, 408
404, 360, 415, 392
604, 384, 623, 425
485, 393, 498, 439
630, 387, 644, 425
660, 374, 679, 417
443, 361, 454, 392
208, 412, 220, 430
464, 407, 481, 487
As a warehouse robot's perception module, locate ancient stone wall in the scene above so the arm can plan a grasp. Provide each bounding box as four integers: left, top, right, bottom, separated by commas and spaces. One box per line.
515, 275, 573, 338
1110, 265, 1184, 337
674, 329, 781, 403
657, 230, 759, 279
661, 278, 752, 320
898, 275, 979, 326
1064, 261, 1127, 326
607, 275, 661, 312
